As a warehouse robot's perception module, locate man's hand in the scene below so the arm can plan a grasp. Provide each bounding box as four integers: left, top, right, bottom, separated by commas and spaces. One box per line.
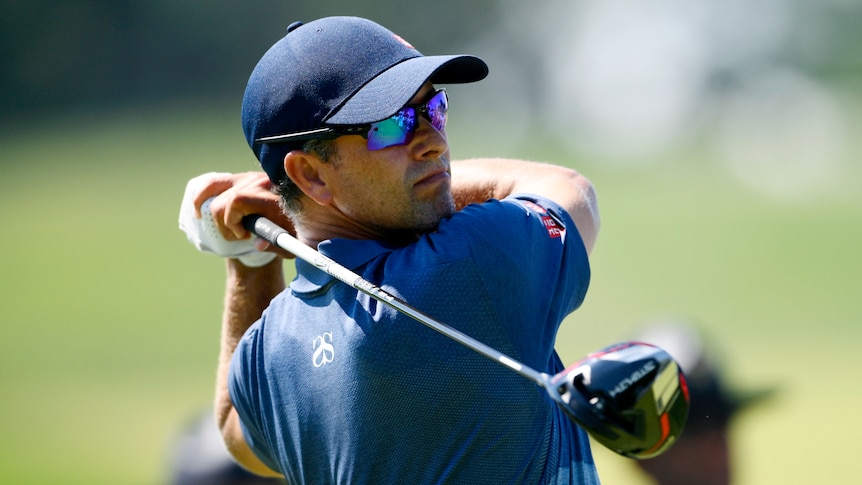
179, 171, 296, 262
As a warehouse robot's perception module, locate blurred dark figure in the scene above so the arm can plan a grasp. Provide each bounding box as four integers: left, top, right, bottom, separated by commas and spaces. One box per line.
167, 409, 283, 485
630, 319, 776, 485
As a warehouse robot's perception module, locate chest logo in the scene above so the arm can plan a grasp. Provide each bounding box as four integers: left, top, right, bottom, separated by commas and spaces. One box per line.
312, 332, 335, 367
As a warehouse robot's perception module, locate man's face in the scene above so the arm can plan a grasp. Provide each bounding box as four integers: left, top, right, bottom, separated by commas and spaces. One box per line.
320, 85, 455, 236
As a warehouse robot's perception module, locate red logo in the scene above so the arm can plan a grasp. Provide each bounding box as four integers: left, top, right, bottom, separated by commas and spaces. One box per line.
541, 215, 563, 239
521, 200, 546, 214
392, 34, 414, 49
521, 200, 563, 239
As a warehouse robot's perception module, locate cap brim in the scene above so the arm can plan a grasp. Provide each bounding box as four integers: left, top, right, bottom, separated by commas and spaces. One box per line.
326, 54, 488, 125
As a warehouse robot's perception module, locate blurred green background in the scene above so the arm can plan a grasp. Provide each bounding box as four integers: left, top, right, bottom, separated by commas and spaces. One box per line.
1, 1, 860, 484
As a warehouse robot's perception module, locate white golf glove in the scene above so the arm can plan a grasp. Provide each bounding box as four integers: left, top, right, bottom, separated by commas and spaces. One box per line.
178, 176, 277, 268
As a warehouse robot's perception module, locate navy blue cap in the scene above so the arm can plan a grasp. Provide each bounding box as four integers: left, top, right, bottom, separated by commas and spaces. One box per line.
242, 17, 489, 184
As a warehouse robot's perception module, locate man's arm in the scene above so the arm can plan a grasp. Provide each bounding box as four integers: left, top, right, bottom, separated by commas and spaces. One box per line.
215, 258, 285, 478
183, 171, 289, 477
450, 158, 600, 254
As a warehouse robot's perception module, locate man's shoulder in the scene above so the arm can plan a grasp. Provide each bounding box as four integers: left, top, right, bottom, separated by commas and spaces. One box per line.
442, 194, 573, 246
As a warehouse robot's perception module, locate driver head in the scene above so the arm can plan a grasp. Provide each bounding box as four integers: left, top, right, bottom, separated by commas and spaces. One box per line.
550, 342, 690, 459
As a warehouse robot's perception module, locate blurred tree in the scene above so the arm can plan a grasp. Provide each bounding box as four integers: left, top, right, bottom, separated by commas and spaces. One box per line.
0, 0, 500, 122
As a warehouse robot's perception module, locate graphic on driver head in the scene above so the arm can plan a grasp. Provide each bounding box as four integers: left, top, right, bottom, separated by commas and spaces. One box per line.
550, 341, 690, 459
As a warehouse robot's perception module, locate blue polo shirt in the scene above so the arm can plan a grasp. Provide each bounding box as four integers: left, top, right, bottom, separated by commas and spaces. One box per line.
229, 194, 600, 484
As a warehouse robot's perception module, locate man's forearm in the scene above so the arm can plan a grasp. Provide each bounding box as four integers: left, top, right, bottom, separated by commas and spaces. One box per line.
450, 158, 600, 254
451, 158, 581, 207
215, 257, 285, 430
213, 257, 286, 477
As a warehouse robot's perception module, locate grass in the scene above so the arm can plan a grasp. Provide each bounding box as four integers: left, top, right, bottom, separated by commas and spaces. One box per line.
0, 103, 859, 483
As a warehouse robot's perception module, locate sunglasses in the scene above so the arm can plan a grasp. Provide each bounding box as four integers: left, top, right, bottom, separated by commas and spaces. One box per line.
254, 89, 448, 151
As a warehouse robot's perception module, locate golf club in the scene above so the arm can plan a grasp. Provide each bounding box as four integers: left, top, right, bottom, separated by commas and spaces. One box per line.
242, 214, 689, 459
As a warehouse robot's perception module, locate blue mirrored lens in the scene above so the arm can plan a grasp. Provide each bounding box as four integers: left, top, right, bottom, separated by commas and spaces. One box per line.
366, 90, 448, 151
367, 109, 417, 150
426, 90, 448, 132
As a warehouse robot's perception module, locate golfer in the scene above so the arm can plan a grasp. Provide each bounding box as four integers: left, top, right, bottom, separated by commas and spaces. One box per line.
182, 16, 601, 484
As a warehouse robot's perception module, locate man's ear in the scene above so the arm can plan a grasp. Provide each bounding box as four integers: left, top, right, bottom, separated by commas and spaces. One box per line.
283, 150, 333, 206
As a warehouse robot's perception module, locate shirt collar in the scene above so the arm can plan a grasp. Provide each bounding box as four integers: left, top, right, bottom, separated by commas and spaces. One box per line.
290, 238, 402, 295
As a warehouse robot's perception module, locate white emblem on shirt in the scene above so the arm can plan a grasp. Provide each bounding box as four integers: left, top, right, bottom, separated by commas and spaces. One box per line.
312, 332, 335, 367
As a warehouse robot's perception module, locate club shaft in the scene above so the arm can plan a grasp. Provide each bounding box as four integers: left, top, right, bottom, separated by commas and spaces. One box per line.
244, 215, 549, 387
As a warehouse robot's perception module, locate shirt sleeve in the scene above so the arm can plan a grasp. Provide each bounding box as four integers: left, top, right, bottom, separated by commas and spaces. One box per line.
438, 193, 591, 369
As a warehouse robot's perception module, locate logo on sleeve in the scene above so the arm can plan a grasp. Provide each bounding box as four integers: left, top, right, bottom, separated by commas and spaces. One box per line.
541, 215, 563, 238
312, 332, 335, 367
521, 200, 565, 239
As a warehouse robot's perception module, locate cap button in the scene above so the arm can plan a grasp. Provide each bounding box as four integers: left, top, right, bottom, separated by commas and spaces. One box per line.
286, 21, 304, 33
